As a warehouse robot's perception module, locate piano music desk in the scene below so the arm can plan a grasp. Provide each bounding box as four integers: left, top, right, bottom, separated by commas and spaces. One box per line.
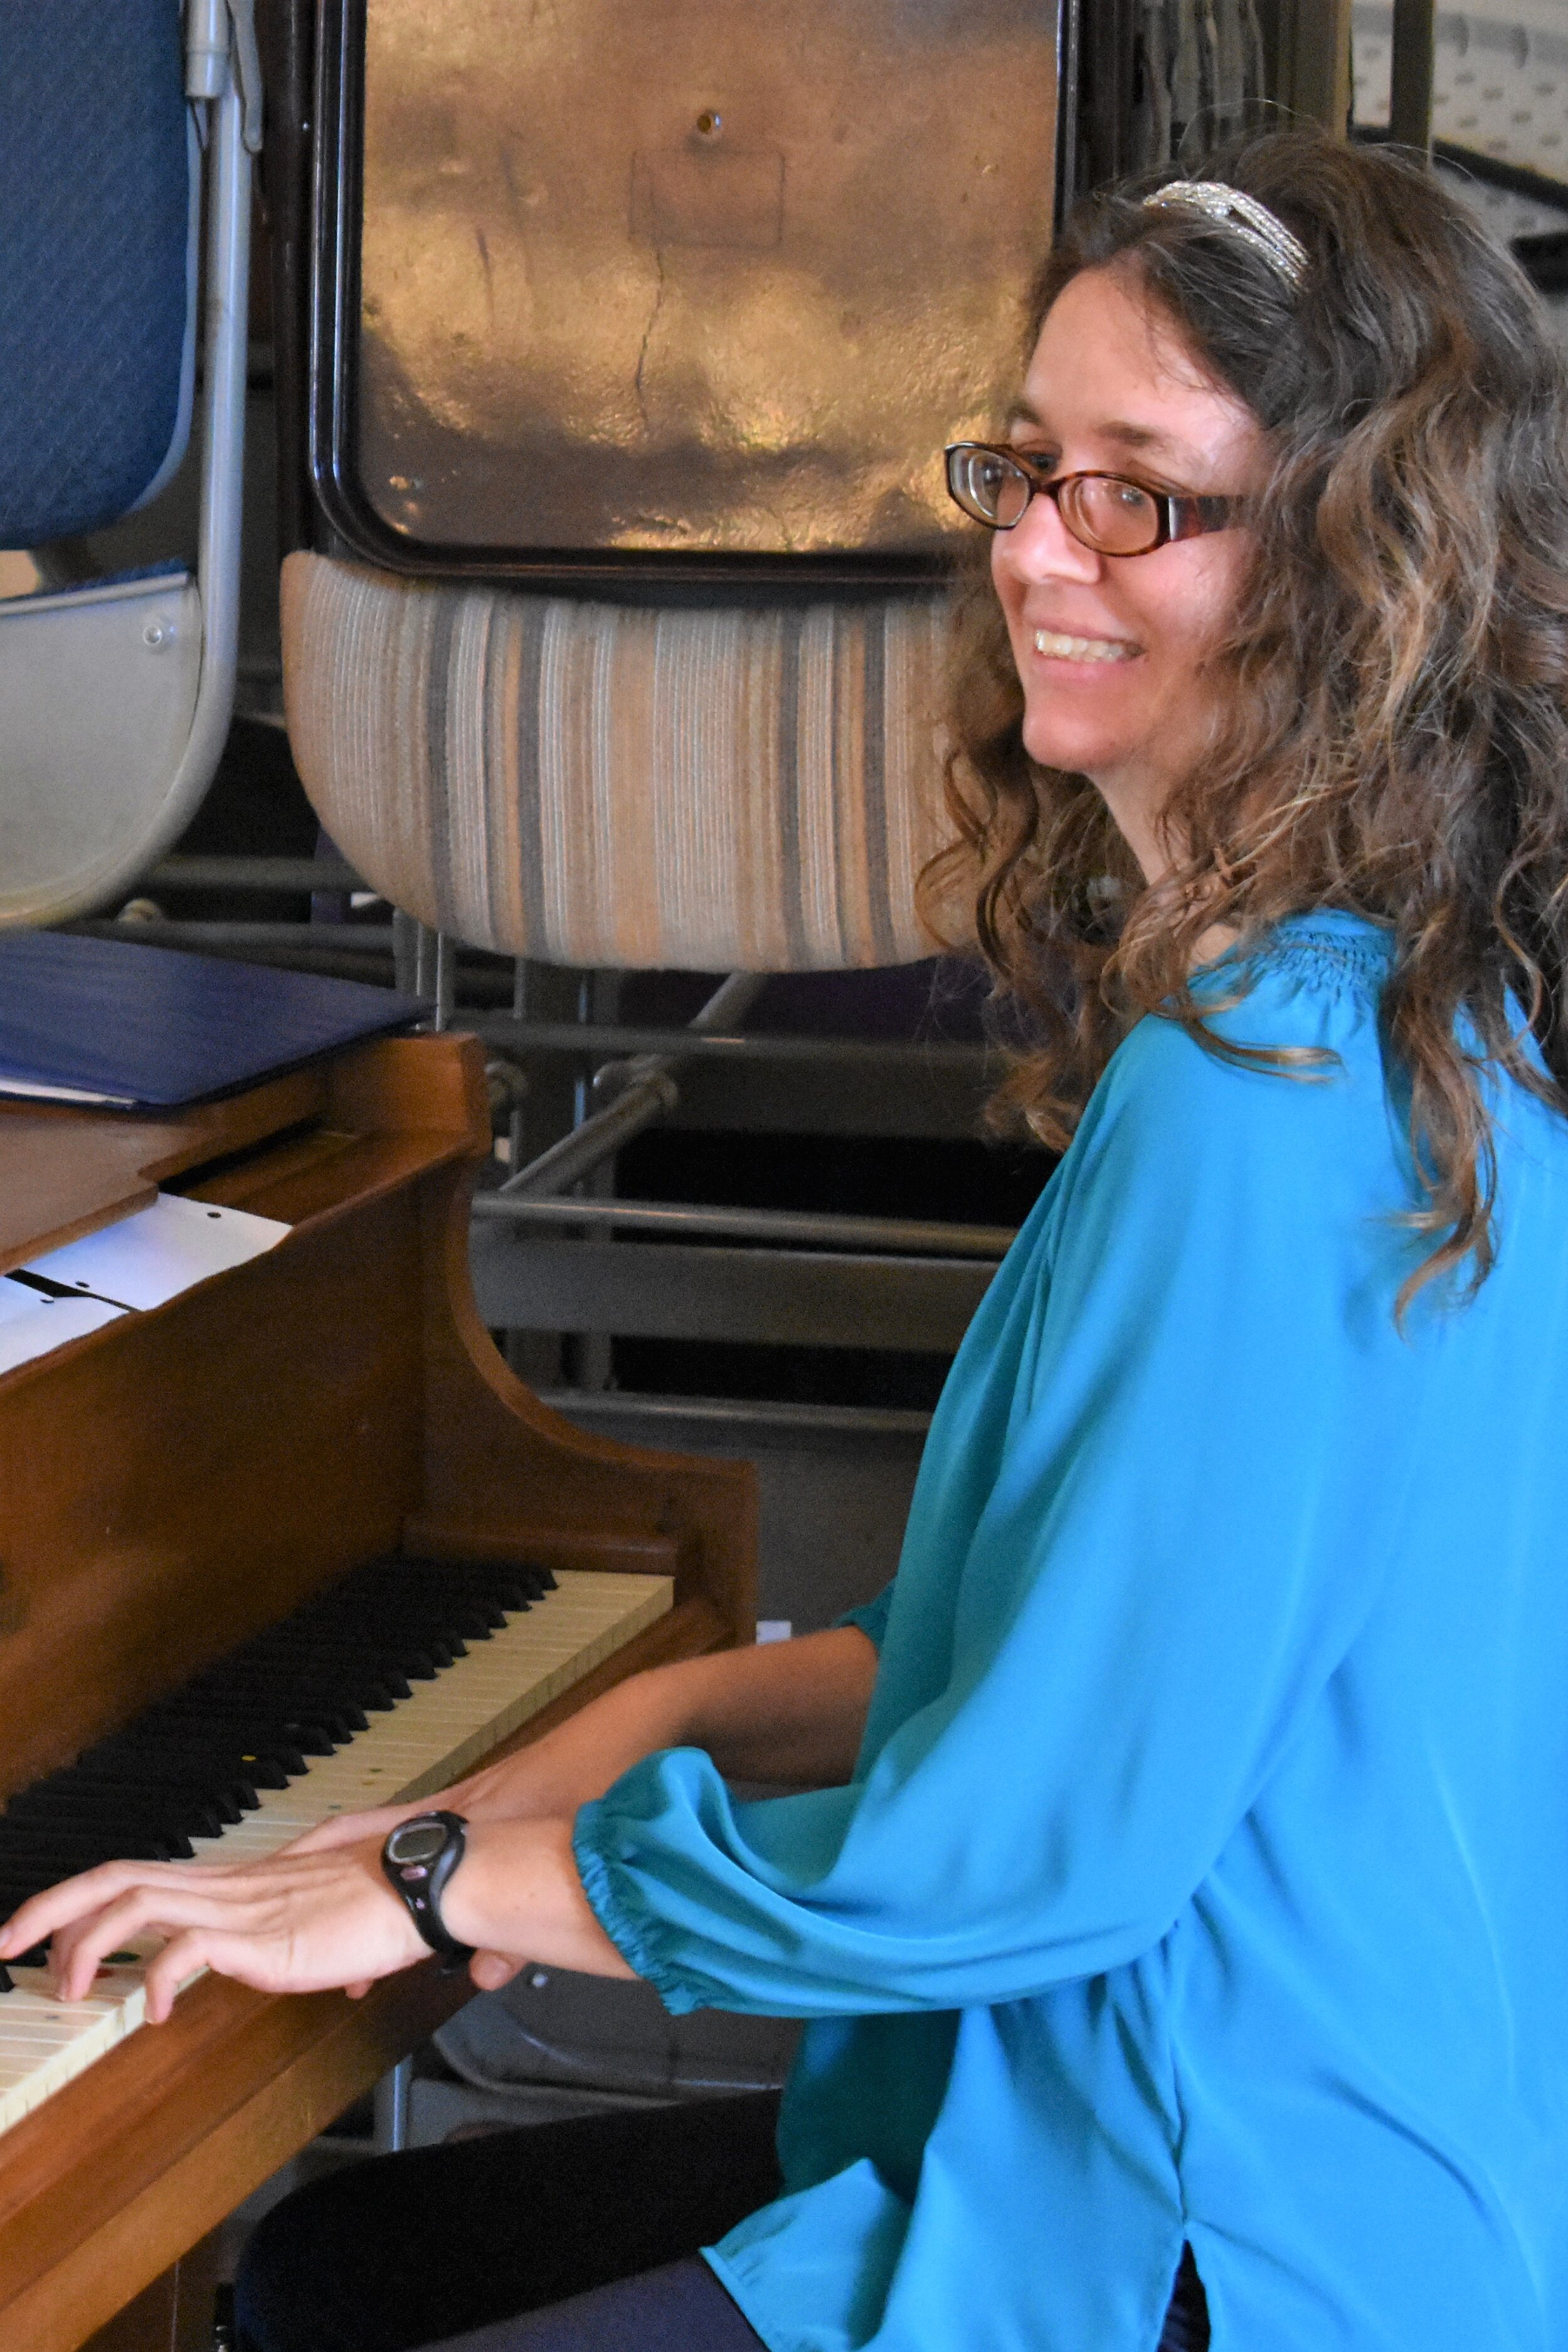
0, 1032, 756, 2351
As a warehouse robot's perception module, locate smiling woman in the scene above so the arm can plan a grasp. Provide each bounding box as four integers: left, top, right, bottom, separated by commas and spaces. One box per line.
980, 264, 1263, 873
9, 127, 1568, 2352
934, 130, 1568, 1308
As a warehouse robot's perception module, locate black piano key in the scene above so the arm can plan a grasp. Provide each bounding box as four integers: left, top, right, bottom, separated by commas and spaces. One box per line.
76, 1774, 276, 1823
0, 1883, 55, 1913
0, 1552, 551, 1894
442, 1606, 501, 1640
235, 1650, 405, 1708
256, 1646, 416, 1703
45, 1774, 257, 1822
132, 1710, 329, 1762
0, 1966, 13, 1993
394, 1559, 550, 1606
86, 1737, 297, 1792
176, 1680, 369, 1742
0, 1942, 50, 1969
0, 1832, 188, 1867
5, 1789, 229, 1843
263, 1634, 440, 1683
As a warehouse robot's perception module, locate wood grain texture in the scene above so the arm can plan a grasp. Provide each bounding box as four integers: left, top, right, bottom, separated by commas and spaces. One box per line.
0, 1067, 331, 1274
0, 1030, 757, 2346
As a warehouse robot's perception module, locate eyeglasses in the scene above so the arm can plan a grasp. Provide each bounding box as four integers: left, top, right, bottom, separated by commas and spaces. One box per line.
944, 442, 1240, 557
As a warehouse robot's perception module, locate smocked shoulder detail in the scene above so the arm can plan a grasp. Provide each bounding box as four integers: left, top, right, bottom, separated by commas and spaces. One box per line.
1239, 919, 1395, 1010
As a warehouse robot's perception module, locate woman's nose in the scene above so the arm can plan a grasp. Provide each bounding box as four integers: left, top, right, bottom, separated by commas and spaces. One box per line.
995, 490, 1104, 587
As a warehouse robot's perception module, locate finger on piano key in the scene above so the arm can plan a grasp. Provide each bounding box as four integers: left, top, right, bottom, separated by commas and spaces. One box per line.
0, 1567, 671, 2130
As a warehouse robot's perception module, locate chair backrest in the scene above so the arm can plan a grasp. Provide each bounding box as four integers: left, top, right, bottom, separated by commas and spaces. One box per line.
0, 0, 196, 550
274, 0, 1051, 972
0, 0, 255, 928
307, 0, 1063, 588
281, 553, 951, 970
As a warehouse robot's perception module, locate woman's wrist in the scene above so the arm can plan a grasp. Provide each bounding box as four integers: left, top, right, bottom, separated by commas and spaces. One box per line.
438, 1814, 635, 1980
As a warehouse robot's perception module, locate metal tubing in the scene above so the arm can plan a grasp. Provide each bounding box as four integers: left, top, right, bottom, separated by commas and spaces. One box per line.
472, 1016, 991, 1076
673, 970, 766, 1034
373, 2057, 412, 2154
499, 972, 766, 1201
544, 1390, 934, 1439
472, 1190, 1015, 1261
66, 920, 395, 951
154, 66, 251, 851
499, 1071, 681, 1200
470, 1233, 993, 1353
1389, 0, 1436, 154
147, 855, 365, 893
393, 908, 420, 994
60, 923, 522, 999
414, 923, 440, 998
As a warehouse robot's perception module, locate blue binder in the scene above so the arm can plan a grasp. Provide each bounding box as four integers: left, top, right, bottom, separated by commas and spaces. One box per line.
0, 932, 432, 1108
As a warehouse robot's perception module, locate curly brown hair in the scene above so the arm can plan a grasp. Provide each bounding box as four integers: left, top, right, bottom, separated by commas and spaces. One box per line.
928, 129, 1568, 1309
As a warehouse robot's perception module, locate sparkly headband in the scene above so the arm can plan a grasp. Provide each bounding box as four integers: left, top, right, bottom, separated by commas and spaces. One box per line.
1142, 181, 1310, 292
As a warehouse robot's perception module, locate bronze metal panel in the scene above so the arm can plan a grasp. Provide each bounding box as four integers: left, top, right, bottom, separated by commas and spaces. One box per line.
354, 0, 1059, 558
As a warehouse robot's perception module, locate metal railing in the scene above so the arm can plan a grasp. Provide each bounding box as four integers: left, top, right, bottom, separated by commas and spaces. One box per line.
67, 861, 1014, 1354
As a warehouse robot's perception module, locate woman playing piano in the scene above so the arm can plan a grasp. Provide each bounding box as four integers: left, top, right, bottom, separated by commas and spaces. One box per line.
9, 127, 1568, 2352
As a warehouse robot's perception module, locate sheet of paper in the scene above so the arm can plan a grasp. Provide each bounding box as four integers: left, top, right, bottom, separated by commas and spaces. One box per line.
0, 1076, 131, 1107
0, 1279, 36, 1332
0, 1288, 124, 1376
21, 1193, 290, 1311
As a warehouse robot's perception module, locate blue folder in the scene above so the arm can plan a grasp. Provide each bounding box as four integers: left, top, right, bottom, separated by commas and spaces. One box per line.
0, 931, 432, 1108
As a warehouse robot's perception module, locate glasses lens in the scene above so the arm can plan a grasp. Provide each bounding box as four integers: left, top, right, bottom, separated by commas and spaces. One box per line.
1061, 475, 1161, 554
948, 447, 1032, 528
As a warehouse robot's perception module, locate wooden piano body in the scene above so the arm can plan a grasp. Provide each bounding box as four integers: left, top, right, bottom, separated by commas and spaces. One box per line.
0, 1030, 756, 2351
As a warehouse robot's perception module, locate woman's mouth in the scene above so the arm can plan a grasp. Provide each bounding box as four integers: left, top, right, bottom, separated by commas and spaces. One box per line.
1032, 629, 1138, 664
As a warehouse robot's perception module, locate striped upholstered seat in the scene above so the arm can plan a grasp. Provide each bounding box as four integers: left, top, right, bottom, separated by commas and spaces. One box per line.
280, 553, 953, 972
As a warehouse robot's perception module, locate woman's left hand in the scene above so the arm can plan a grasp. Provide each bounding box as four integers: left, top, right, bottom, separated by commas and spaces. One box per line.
0, 1840, 428, 2021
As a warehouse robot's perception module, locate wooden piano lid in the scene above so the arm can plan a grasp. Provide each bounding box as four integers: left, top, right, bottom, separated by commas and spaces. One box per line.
0, 1076, 318, 1274
0, 1041, 487, 1275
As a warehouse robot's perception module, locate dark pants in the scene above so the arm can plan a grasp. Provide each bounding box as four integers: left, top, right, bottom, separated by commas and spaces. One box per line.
235, 2089, 1210, 2352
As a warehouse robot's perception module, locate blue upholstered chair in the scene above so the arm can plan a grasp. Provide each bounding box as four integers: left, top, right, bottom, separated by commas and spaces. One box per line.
0, 0, 260, 926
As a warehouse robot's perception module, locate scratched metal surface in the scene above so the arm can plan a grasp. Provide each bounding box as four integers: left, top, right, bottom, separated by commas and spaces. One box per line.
355, 0, 1059, 555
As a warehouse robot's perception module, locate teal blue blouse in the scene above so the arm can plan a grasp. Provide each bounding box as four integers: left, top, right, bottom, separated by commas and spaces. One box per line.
573, 914, 1568, 2351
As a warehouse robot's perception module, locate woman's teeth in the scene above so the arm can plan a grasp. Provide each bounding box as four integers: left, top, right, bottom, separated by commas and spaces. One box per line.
1033, 630, 1136, 663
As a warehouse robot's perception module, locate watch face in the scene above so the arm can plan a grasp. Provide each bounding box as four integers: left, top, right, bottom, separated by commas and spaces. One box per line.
388, 1819, 448, 1867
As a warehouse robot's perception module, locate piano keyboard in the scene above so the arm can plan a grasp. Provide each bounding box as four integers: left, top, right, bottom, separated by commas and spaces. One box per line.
0, 1559, 672, 2137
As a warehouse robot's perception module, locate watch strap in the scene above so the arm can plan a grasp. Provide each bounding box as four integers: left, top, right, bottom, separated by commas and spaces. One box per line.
381, 1809, 476, 1973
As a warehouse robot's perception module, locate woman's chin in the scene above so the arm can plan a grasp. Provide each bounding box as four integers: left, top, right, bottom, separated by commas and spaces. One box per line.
1019, 714, 1124, 778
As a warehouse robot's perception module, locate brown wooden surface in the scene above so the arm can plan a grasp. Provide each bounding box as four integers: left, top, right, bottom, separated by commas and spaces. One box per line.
0, 1030, 757, 2348
0, 1068, 331, 1275
0, 1598, 731, 2352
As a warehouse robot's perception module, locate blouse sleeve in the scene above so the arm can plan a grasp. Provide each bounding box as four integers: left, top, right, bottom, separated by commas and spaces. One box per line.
572, 1002, 1426, 2016
834, 1584, 895, 1651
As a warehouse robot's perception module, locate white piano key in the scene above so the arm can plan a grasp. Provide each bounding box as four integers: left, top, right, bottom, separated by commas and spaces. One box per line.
0, 1570, 672, 2139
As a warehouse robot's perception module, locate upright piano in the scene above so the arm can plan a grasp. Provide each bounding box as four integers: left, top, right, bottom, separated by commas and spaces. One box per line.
0, 1029, 755, 2351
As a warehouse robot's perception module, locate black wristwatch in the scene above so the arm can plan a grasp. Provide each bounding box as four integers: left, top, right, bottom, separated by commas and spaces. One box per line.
381, 1811, 476, 1973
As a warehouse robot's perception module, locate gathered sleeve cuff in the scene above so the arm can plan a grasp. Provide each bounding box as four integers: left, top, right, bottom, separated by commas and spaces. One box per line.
833, 1584, 895, 1652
